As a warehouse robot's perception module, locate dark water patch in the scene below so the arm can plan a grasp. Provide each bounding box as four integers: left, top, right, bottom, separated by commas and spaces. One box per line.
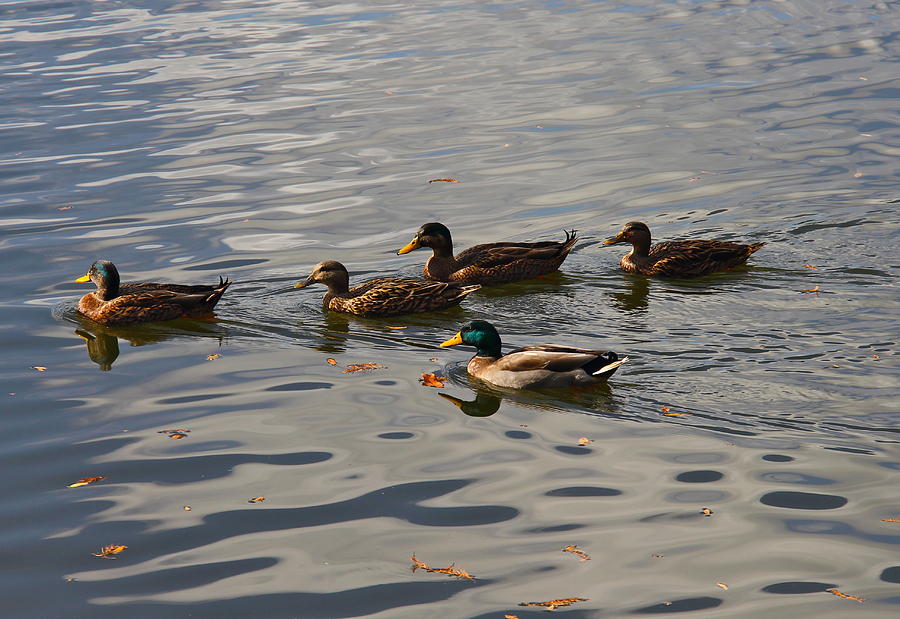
182, 258, 268, 271
675, 470, 723, 483
157, 393, 232, 405
632, 596, 722, 613
546, 486, 621, 497
762, 454, 794, 462
880, 566, 900, 583
760, 491, 847, 510
377, 432, 414, 439
554, 446, 593, 455
265, 381, 333, 391
823, 446, 874, 455
523, 523, 585, 534
505, 430, 532, 439
762, 581, 836, 594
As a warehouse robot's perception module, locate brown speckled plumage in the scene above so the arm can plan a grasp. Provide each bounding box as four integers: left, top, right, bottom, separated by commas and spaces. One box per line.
604, 222, 764, 277
397, 222, 577, 285
74, 260, 231, 325
294, 260, 480, 317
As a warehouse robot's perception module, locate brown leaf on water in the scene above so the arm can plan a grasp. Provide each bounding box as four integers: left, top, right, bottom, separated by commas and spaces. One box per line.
420, 373, 445, 388
562, 545, 591, 561
169, 432, 188, 439
159, 429, 190, 439
827, 588, 864, 603
93, 544, 127, 559
410, 554, 475, 581
206, 353, 220, 361
853, 171, 862, 178
326, 357, 338, 366
428, 178, 460, 183
429, 357, 439, 362
248, 496, 265, 503
519, 598, 587, 611
873, 354, 880, 359
716, 582, 729, 590
505, 615, 520, 619
183, 505, 192, 511
68, 476, 106, 488
386, 326, 407, 330
31, 366, 47, 372
881, 518, 900, 522
577, 437, 592, 446
651, 553, 665, 558
688, 176, 700, 182
663, 412, 691, 417
701, 507, 714, 517
343, 363, 387, 373
660, 406, 670, 412
800, 285, 820, 294
802, 264, 818, 269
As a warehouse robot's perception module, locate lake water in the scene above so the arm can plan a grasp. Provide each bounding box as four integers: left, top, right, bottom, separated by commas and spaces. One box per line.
1, 0, 898, 617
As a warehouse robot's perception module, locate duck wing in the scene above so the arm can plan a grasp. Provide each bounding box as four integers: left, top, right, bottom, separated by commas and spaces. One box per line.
495, 345, 616, 373
648, 240, 763, 277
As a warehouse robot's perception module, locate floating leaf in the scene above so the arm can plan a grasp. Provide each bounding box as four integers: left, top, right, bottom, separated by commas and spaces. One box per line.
800, 285, 820, 294
169, 432, 187, 439
827, 588, 864, 603
410, 554, 474, 581
159, 429, 190, 439
881, 518, 900, 522
688, 176, 700, 182
420, 373, 445, 388
206, 353, 220, 361
386, 326, 407, 330
326, 357, 338, 366
701, 507, 714, 516
802, 264, 818, 270
248, 496, 265, 503
651, 553, 665, 558
562, 544, 590, 561
505, 615, 520, 619
429, 357, 439, 362
57, 206, 74, 211
663, 412, 691, 417
428, 178, 460, 183
519, 598, 587, 610
31, 366, 47, 372
716, 582, 728, 590
577, 437, 592, 446
660, 406, 670, 412
93, 544, 127, 559
183, 505, 192, 511
342, 363, 387, 373
68, 476, 106, 488
853, 171, 862, 178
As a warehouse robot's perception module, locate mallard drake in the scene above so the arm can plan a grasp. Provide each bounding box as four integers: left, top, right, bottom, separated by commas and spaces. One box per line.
604, 221, 764, 277
440, 320, 627, 389
74, 260, 231, 325
396, 222, 578, 285
294, 260, 480, 317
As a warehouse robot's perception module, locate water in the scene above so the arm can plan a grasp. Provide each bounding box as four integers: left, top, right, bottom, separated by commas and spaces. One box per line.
1, 0, 898, 617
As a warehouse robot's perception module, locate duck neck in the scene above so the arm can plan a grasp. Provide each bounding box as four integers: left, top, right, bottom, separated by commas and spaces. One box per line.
96, 275, 120, 301
322, 274, 351, 305
473, 338, 502, 359
630, 234, 652, 257
425, 255, 458, 281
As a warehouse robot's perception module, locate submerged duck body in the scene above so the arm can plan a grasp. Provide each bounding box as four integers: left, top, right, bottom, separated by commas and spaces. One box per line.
294, 260, 480, 317
74, 260, 231, 325
604, 221, 764, 278
440, 320, 627, 389
397, 222, 578, 285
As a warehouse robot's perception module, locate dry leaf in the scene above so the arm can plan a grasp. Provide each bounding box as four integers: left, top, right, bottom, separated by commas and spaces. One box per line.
873, 354, 880, 359
206, 354, 220, 361
386, 326, 407, 330
663, 412, 691, 417
57, 206, 74, 211
519, 598, 587, 611
562, 545, 591, 561
342, 363, 386, 373
881, 518, 900, 522
410, 554, 475, 581
577, 437, 592, 446
428, 178, 460, 183
505, 616, 520, 619
651, 553, 664, 558
800, 285, 820, 294
68, 476, 106, 488
716, 582, 728, 590
420, 373, 445, 388
168, 432, 188, 439
688, 176, 700, 182
248, 496, 265, 503
326, 357, 338, 366
31, 366, 47, 372
853, 171, 862, 178
701, 507, 714, 516
429, 357, 439, 362
93, 544, 127, 558
159, 429, 190, 439
183, 506, 192, 511
802, 264, 818, 269
827, 588, 864, 603
660, 406, 670, 412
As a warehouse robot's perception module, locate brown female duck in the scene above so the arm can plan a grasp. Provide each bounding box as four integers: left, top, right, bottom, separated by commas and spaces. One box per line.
396, 222, 577, 285
604, 221, 764, 277
294, 260, 480, 317
74, 260, 231, 325
440, 320, 627, 389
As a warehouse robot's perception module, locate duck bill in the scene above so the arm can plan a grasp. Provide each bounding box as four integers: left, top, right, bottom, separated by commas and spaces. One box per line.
603, 233, 625, 245
75, 273, 91, 283
440, 332, 463, 347
396, 237, 420, 255
294, 276, 315, 289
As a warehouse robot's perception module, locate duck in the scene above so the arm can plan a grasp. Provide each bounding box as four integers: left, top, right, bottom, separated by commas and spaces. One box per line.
396, 222, 578, 285
74, 260, 231, 325
603, 221, 764, 277
440, 320, 627, 389
294, 260, 480, 317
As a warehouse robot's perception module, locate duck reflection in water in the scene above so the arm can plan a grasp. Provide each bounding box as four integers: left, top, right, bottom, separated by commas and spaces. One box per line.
436, 378, 619, 418
73, 316, 227, 371
438, 390, 503, 417
609, 274, 650, 313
